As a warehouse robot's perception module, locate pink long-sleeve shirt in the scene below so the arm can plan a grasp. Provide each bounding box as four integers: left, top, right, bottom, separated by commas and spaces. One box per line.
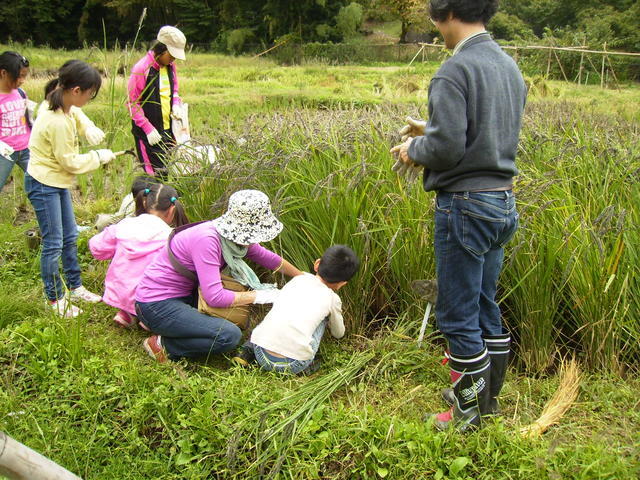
135, 221, 282, 306
0, 89, 30, 151
89, 214, 172, 315
127, 51, 181, 135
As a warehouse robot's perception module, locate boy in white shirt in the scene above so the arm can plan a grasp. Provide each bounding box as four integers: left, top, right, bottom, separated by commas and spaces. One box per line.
233, 245, 359, 375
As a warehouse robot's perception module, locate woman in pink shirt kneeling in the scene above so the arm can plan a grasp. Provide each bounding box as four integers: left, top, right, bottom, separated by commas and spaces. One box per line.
135, 189, 303, 363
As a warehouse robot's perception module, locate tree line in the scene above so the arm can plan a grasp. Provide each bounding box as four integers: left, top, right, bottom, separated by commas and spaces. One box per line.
1, 1, 638, 53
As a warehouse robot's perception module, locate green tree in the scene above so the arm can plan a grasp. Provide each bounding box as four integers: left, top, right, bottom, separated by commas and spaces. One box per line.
335, 2, 364, 39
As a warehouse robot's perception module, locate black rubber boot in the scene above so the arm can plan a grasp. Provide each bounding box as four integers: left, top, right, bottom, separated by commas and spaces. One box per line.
483, 333, 510, 414
428, 348, 491, 432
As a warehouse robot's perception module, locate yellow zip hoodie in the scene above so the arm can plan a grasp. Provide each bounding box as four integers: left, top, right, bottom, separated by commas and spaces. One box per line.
27, 105, 101, 189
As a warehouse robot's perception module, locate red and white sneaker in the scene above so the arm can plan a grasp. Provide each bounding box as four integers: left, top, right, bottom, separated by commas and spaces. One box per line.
113, 310, 137, 328
143, 335, 168, 363
69, 286, 102, 304
47, 297, 82, 318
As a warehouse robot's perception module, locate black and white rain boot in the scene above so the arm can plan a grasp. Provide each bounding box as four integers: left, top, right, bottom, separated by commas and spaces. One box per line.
427, 348, 491, 432
483, 333, 510, 415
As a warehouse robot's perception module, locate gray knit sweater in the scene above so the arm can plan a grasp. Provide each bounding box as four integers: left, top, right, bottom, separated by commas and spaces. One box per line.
408, 33, 527, 192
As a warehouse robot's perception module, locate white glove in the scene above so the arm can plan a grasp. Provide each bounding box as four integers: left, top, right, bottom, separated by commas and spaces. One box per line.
26, 100, 37, 121
95, 149, 116, 165
399, 116, 427, 142
0, 140, 14, 158
171, 103, 185, 120
253, 288, 281, 305
147, 129, 162, 146
85, 125, 106, 146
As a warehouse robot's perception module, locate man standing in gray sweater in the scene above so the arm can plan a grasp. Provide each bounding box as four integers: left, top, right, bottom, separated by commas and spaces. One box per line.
391, 0, 527, 431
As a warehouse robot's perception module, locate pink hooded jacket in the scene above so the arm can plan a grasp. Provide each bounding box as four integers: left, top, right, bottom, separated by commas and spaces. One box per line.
127, 50, 181, 136
89, 214, 172, 315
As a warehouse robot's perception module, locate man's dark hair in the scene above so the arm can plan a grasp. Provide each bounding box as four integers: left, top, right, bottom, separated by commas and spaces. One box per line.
318, 245, 360, 283
429, 0, 498, 25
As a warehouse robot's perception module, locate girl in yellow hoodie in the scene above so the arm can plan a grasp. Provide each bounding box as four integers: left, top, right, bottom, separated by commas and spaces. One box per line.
26, 60, 116, 317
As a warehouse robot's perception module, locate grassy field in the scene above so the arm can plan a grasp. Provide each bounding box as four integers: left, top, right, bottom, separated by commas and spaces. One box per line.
1, 45, 639, 479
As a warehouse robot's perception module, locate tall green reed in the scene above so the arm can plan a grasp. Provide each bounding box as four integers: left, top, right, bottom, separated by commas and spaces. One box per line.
169, 101, 639, 373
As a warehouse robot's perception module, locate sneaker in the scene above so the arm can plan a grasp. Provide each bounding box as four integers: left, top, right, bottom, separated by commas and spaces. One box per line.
47, 297, 82, 318
231, 345, 256, 367
113, 310, 137, 328
143, 335, 168, 363
69, 286, 102, 304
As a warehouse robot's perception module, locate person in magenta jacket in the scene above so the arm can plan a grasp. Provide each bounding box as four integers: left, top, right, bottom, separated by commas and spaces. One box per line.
89, 183, 188, 328
135, 189, 304, 363
127, 26, 186, 178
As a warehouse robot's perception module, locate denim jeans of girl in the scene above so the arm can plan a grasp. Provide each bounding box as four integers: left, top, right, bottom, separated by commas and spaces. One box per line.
135, 295, 242, 360
434, 190, 518, 356
251, 319, 328, 374
25, 173, 82, 301
0, 149, 30, 189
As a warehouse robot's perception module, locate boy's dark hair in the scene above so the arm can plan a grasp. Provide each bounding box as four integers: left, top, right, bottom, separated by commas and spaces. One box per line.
0, 51, 29, 83
152, 42, 168, 58
135, 183, 189, 227
429, 0, 498, 25
318, 245, 360, 283
45, 60, 102, 112
130, 175, 161, 197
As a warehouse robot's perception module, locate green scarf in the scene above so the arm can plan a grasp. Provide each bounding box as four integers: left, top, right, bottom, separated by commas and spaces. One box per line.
219, 236, 275, 290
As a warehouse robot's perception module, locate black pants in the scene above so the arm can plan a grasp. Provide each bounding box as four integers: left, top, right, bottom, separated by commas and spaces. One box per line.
133, 129, 175, 178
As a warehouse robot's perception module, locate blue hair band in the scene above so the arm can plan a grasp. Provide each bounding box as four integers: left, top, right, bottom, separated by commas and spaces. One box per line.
144, 188, 150, 195
170, 196, 177, 204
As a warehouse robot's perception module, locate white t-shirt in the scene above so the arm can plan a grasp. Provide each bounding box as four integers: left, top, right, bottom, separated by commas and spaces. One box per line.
250, 273, 345, 361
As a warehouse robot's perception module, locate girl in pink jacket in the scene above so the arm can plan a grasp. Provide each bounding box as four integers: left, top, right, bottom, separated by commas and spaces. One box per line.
89, 183, 189, 328
127, 26, 186, 178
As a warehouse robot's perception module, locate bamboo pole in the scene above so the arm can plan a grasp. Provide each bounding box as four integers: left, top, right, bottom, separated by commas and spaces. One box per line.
553, 49, 569, 82
601, 42, 606, 88
577, 53, 584, 84
0, 432, 82, 480
408, 44, 425, 66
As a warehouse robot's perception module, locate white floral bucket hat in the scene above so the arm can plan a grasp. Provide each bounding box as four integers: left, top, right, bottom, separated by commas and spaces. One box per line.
212, 190, 283, 244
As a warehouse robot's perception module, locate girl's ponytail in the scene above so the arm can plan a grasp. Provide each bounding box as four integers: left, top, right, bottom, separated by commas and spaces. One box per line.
46, 79, 64, 111
171, 199, 189, 228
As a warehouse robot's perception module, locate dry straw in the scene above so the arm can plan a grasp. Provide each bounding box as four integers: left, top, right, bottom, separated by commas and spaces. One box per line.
520, 358, 582, 438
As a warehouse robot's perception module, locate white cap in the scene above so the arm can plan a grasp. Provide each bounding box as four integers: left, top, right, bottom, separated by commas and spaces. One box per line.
157, 26, 186, 60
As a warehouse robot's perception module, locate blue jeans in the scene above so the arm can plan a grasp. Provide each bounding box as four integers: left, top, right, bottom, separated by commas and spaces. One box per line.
434, 190, 518, 356
251, 319, 327, 374
135, 295, 242, 360
0, 149, 29, 189
25, 173, 81, 301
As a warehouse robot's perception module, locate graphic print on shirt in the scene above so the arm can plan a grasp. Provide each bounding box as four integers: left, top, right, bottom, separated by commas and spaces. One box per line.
0, 95, 28, 138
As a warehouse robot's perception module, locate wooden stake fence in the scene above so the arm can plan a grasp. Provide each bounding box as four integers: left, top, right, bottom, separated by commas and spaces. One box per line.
413, 42, 640, 88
